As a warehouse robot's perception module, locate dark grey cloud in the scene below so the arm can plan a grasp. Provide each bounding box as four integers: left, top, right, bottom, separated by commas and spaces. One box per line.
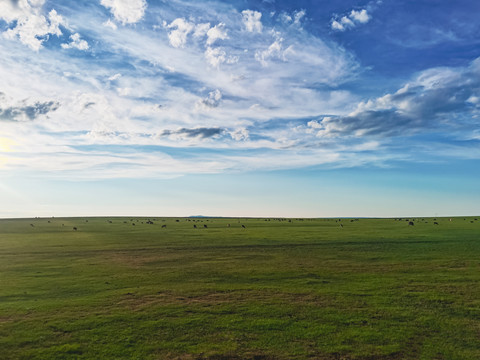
316, 57, 480, 138
161, 127, 224, 139
0, 100, 60, 122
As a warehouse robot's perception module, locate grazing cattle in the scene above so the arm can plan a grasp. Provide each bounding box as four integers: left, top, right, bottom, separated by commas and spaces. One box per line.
227, 224, 230, 227
340, 224, 343, 228
204, 224, 208, 228
161, 224, 166, 228
30, 224, 34, 227
176, 220, 180, 222
73, 227, 77, 231
408, 221, 414, 226
471, 221, 474, 223
193, 225, 197, 228
241, 225, 246, 228
434, 222, 439, 225
48, 220, 51, 223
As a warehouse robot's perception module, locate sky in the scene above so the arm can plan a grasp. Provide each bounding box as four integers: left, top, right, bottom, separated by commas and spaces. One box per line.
0, 0, 479, 218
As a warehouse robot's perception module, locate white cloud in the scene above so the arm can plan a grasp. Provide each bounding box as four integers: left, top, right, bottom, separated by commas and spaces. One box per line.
229, 128, 249, 141
103, 18, 118, 30
206, 23, 228, 45
61, 33, 89, 50
0, 1, 366, 180
166, 18, 194, 48
108, 73, 122, 81
194, 22, 211, 38
196, 89, 222, 110
331, 20, 345, 32
293, 9, 306, 25
1, 3, 66, 51
100, 0, 146, 25
279, 9, 305, 27
255, 35, 285, 66
350, 9, 370, 24
331, 8, 370, 32
204, 46, 226, 67
242, 10, 262, 33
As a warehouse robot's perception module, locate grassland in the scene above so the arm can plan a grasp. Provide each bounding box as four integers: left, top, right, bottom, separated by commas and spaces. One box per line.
1, 216, 480, 359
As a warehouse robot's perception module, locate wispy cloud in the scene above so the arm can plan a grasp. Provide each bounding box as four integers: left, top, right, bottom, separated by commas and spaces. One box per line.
1, 0, 478, 181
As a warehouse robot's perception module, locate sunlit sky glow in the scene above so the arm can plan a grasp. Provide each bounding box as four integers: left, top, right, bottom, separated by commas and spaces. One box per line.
1, 0, 479, 218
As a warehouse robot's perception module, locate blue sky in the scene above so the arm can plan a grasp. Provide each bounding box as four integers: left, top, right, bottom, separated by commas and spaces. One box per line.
0, 0, 479, 218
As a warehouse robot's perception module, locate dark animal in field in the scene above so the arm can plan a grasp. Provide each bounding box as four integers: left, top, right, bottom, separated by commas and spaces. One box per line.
73, 227, 77, 231
62, 224, 64, 226
408, 221, 414, 226
48, 220, 50, 223
132, 223, 135, 226
227, 224, 230, 227
86, 220, 88, 222
162, 224, 166, 228
176, 219, 180, 222
434, 222, 439, 225
204, 224, 208, 228
193, 225, 197, 228
471, 221, 474, 223
340, 224, 343, 228
30, 224, 34, 227
241, 225, 246, 228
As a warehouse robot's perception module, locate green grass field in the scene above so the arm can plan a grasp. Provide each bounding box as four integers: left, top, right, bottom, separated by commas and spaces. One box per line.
1, 216, 480, 359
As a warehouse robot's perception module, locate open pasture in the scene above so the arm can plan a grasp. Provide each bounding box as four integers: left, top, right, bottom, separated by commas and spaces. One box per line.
1, 216, 480, 359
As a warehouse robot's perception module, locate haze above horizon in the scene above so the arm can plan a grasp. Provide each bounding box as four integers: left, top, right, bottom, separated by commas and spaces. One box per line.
1, 0, 479, 218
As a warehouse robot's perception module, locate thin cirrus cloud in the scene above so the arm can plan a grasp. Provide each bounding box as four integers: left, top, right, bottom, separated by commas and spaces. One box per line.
0, 0, 478, 180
